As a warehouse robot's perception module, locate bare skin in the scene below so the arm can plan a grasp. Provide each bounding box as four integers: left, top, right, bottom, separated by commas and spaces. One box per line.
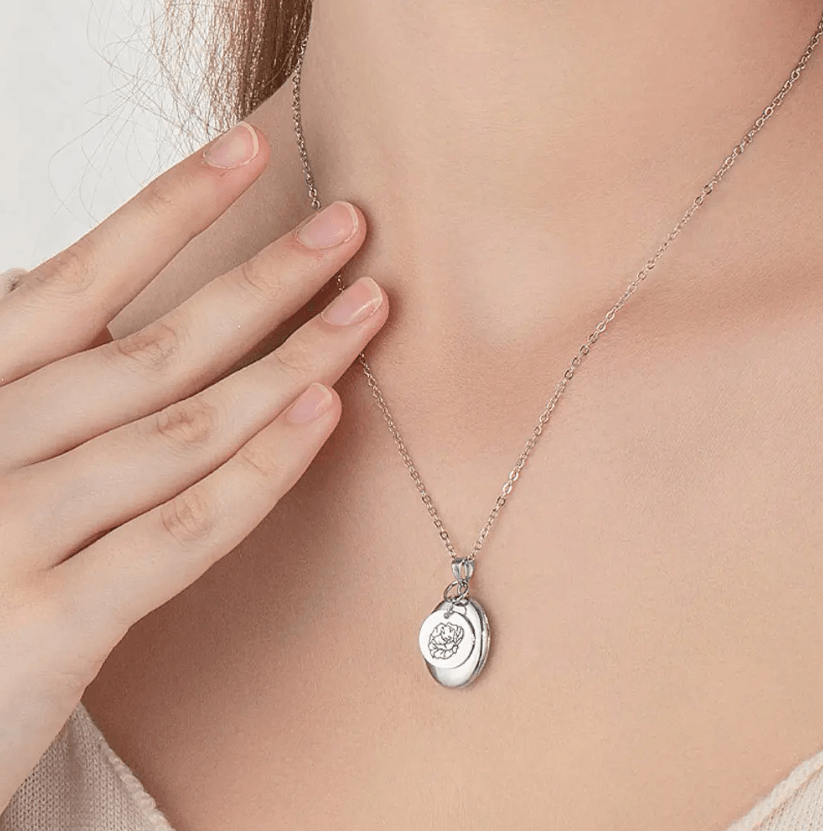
83, 0, 823, 829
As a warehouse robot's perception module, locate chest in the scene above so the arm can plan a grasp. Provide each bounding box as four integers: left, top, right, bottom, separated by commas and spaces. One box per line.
85, 285, 823, 831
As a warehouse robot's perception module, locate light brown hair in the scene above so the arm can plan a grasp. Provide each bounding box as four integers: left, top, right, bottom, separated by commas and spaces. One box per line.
156, 0, 311, 136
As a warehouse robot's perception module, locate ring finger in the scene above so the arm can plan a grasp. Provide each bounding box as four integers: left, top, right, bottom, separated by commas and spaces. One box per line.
48, 379, 344, 649
10, 276, 388, 569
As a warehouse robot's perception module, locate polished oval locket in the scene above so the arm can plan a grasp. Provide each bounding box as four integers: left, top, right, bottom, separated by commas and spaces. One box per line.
418, 559, 491, 688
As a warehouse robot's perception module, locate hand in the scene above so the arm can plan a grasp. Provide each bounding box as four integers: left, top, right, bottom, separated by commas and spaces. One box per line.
0, 121, 388, 809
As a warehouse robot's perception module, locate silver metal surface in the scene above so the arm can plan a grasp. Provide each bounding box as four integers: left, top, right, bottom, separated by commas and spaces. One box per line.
418, 598, 491, 688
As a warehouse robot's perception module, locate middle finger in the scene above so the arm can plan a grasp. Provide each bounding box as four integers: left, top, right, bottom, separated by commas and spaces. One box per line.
0, 201, 365, 471
10, 275, 388, 569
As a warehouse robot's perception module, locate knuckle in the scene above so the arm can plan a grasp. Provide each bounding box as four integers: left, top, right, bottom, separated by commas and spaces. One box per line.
141, 173, 183, 220
140, 168, 202, 243
235, 441, 283, 481
160, 488, 215, 544
154, 396, 219, 450
269, 342, 315, 381
32, 242, 97, 296
110, 320, 181, 375
229, 254, 286, 303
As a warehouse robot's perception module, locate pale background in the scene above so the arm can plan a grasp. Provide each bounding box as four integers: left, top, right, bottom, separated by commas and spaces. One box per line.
1, 0, 207, 270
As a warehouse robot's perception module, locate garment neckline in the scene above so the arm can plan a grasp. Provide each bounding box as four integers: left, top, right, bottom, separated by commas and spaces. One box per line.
76, 702, 177, 830
75, 700, 823, 831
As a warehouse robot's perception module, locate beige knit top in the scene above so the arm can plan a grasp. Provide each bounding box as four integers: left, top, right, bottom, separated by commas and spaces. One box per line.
1, 705, 174, 831
3, 703, 823, 831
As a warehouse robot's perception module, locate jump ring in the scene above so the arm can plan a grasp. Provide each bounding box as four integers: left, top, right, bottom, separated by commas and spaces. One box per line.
443, 579, 470, 603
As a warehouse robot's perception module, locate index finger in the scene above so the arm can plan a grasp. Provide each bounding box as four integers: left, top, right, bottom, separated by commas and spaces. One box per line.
0, 121, 267, 384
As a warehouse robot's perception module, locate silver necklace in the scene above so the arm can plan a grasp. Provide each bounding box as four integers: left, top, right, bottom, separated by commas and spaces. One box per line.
290, 16, 823, 688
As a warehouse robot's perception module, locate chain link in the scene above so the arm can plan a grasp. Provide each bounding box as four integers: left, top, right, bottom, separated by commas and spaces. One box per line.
291, 15, 823, 566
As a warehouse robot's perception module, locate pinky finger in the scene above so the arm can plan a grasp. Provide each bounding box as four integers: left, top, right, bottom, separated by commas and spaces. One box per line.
50, 382, 340, 647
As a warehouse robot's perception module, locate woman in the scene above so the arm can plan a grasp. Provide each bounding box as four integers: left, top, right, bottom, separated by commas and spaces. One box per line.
3, 0, 823, 828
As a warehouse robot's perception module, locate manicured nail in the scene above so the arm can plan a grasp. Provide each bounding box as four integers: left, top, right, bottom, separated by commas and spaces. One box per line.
321, 277, 383, 326
297, 201, 358, 249
285, 382, 334, 424
203, 122, 259, 169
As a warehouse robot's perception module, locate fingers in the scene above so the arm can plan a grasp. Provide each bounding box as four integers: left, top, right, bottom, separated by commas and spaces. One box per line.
47, 382, 342, 648
0, 201, 368, 471
0, 121, 268, 384
88, 327, 113, 349
10, 277, 388, 569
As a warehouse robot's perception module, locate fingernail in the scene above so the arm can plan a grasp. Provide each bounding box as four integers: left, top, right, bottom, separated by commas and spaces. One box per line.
296, 201, 358, 249
321, 277, 383, 326
285, 382, 334, 424
203, 122, 259, 169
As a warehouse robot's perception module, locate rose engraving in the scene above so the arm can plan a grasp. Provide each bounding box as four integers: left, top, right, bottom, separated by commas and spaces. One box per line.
428, 621, 464, 660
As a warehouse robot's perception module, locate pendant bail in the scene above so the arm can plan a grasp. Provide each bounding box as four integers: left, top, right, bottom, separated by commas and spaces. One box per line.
451, 557, 475, 582
443, 557, 475, 612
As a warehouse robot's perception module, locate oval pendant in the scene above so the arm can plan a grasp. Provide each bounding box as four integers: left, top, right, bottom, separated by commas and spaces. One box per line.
418, 597, 491, 688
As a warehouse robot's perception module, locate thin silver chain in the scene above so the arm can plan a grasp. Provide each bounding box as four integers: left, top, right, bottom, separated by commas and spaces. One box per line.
291, 16, 823, 567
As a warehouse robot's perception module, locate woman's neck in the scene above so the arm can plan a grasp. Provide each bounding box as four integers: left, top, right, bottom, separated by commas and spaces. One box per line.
269, 0, 820, 353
